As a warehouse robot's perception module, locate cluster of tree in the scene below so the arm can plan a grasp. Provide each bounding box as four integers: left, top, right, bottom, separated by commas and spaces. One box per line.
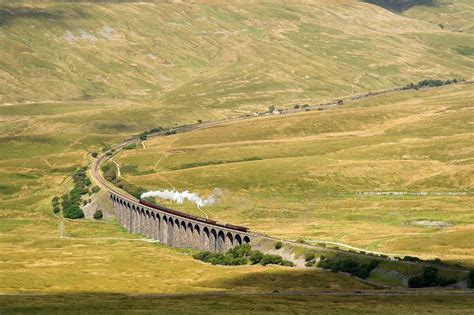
192, 244, 294, 267
402, 79, 462, 91
408, 267, 457, 288
139, 127, 165, 140
61, 167, 91, 219
101, 164, 147, 199
469, 270, 474, 288
317, 256, 379, 279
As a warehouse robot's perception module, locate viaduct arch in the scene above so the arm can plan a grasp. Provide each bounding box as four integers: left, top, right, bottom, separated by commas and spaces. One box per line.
109, 192, 252, 252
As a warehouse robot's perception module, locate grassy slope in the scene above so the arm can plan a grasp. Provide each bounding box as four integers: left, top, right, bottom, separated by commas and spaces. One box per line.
0, 0, 473, 110
118, 83, 474, 265
0, 0, 473, 306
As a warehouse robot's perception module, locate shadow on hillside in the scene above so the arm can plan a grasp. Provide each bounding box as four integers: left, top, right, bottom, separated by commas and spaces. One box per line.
198, 269, 376, 292
364, 0, 439, 12
0, 6, 88, 27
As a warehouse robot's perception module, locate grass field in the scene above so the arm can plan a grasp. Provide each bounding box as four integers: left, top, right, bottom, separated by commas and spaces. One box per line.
117, 83, 474, 266
0, 0, 473, 310
2, 292, 474, 314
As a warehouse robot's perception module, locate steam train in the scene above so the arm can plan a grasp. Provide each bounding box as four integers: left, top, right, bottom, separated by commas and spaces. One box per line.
139, 199, 249, 233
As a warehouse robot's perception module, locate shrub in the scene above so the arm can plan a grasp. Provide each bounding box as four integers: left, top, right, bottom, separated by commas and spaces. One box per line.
305, 260, 315, 267
274, 241, 283, 250
93, 209, 103, 220
403, 255, 422, 263
408, 267, 457, 288
261, 254, 283, 266
91, 186, 100, 194
316, 257, 379, 280
282, 260, 295, 267
63, 205, 84, 219
468, 270, 474, 288
250, 250, 264, 264
408, 275, 425, 288
123, 143, 137, 150
91, 151, 98, 158
296, 238, 305, 244
304, 252, 315, 262
53, 206, 60, 214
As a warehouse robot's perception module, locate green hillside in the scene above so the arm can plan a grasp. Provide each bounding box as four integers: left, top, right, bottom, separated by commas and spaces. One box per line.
0, 0, 473, 310
0, 0, 472, 110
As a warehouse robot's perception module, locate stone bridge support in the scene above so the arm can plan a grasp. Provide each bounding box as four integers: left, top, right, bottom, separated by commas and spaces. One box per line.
109, 193, 253, 252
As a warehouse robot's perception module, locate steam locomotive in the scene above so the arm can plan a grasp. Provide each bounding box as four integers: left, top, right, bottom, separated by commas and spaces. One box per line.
139, 199, 249, 232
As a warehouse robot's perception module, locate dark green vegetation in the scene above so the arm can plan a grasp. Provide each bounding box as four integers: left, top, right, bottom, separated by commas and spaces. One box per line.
101, 163, 146, 198
365, 0, 435, 12
408, 266, 457, 288
469, 270, 474, 288
93, 209, 103, 220
60, 167, 92, 219
193, 244, 294, 267
317, 257, 380, 280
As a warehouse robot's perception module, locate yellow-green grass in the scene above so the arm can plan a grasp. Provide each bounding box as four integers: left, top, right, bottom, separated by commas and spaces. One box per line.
2, 293, 474, 314
117, 84, 474, 265
0, 0, 473, 302
0, 0, 473, 111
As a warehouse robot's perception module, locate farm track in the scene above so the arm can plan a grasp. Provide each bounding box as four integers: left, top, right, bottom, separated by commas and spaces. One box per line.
90, 82, 473, 275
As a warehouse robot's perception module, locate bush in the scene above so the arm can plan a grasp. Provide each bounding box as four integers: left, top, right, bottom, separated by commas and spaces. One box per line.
250, 250, 264, 264
408, 267, 457, 288
91, 151, 98, 158
403, 255, 422, 263
305, 260, 315, 267
274, 241, 283, 250
91, 186, 100, 194
261, 254, 283, 266
93, 209, 103, 220
468, 270, 474, 288
305, 252, 315, 262
53, 206, 60, 214
193, 245, 292, 268
282, 260, 295, 267
296, 238, 305, 244
63, 205, 84, 219
316, 257, 379, 280
123, 143, 137, 150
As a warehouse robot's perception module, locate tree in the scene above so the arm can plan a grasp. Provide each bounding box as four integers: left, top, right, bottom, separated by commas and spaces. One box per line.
197, 119, 203, 124
91, 151, 98, 158
93, 209, 103, 220
274, 241, 283, 250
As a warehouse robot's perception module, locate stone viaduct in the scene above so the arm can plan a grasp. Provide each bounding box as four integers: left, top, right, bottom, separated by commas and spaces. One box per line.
110, 192, 253, 252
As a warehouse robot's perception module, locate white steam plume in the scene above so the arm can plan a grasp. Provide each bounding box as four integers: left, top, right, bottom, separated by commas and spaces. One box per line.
141, 188, 222, 207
